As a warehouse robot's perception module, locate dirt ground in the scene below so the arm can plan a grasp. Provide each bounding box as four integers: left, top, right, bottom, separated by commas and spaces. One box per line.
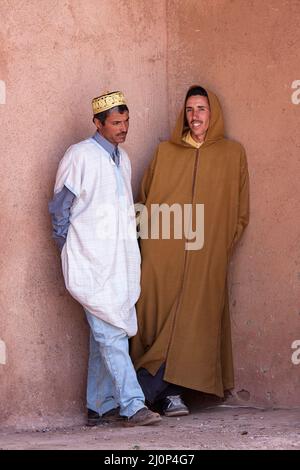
0, 405, 300, 450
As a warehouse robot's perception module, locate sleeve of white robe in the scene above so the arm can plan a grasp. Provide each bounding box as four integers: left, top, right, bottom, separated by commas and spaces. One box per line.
54, 145, 83, 197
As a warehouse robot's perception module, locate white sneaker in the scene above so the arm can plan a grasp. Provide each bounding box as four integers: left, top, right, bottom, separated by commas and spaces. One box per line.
162, 395, 189, 417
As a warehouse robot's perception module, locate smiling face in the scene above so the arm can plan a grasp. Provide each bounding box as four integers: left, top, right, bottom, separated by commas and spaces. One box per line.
94, 110, 129, 145
185, 95, 210, 143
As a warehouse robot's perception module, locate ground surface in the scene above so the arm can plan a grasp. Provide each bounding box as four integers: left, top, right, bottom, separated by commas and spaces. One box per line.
1, 405, 299, 450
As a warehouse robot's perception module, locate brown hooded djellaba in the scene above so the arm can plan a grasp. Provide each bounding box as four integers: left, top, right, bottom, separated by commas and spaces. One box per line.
131, 88, 249, 397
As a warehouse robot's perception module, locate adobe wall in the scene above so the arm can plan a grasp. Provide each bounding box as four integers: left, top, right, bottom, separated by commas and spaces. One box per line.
1, 0, 299, 430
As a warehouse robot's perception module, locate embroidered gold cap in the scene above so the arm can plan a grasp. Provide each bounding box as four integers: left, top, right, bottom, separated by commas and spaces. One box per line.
92, 90, 126, 115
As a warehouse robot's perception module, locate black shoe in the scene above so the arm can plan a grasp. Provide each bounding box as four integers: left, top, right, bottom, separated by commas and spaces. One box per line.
161, 395, 189, 417
102, 407, 122, 423
87, 408, 101, 427
87, 407, 121, 426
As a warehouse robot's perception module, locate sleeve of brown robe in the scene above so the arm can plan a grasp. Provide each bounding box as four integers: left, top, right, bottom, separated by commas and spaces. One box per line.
233, 148, 250, 246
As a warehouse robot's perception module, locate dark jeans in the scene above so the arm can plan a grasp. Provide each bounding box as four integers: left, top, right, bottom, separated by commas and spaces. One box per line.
137, 364, 183, 405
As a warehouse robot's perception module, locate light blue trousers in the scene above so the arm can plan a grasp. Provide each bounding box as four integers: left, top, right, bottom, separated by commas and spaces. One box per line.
85, 310, 145, 418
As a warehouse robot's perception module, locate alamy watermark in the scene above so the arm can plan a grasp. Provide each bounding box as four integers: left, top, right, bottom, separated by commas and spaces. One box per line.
289, 84, 300, 364
136, 202, 204, 250
0, 339, 6, 365
95, 198, 204, 251
291, 80, 300, 105
291, 340, 300, 365
0, 80, 6, 104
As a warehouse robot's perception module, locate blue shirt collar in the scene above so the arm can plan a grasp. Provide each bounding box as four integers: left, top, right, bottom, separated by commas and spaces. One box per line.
92, 131, 117, 156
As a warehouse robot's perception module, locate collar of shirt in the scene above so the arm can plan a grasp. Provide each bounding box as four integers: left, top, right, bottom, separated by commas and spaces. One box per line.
92, 132, 120, 166
182, 131, 203, 149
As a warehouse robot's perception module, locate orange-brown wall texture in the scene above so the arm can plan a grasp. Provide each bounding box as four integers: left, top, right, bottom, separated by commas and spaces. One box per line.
167, 0, 300, 406
0, 0, 300, 430
0, 0, 168, 429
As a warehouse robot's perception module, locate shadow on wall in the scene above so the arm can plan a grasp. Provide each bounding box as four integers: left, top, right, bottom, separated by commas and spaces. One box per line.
182, 388, 268, 412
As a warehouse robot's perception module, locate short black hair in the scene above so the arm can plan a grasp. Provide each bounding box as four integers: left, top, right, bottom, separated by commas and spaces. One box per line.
185, 86, 208, 105
93, 104, 129, 125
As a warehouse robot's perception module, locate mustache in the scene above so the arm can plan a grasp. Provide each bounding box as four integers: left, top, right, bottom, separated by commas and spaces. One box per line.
117, 132, 127, 136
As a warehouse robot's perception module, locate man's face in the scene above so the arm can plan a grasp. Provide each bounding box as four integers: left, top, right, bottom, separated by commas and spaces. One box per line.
95, 110, 129, 145
185, 95, 210, 143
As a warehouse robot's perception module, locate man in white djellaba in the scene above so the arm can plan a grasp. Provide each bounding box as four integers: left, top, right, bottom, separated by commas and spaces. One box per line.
49, 91, 161, 427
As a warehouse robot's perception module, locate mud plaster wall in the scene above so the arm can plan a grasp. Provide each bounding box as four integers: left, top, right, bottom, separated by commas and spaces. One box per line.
0, 0, 168, 429
0, 0, 300, 430
166, 0, 300, 406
